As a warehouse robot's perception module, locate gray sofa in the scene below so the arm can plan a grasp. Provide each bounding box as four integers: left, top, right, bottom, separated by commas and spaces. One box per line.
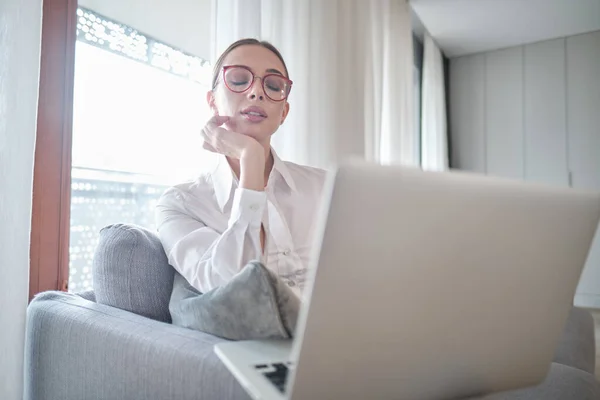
25, 224, 600, 400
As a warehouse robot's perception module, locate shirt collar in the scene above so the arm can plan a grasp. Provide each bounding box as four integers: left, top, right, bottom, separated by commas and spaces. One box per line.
271, 148, 297, 193
211, 147, 297, 212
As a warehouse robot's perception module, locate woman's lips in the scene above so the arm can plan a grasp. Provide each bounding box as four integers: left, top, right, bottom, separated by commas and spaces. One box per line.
241, 112, 267, 122
240, 106, 267, 123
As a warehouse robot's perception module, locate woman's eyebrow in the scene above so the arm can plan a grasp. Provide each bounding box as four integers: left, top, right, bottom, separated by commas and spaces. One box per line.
266, 68, 284, 75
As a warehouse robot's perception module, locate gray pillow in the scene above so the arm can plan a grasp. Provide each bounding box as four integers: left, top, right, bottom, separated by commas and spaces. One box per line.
169, 261, 301, 340
92, 223, 174, 323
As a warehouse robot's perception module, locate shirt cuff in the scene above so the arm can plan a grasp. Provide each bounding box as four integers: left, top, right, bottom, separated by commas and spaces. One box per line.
228, 188, 267, 228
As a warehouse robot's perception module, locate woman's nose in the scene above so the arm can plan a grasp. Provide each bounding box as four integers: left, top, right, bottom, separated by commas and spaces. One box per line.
247, 77, 265, 100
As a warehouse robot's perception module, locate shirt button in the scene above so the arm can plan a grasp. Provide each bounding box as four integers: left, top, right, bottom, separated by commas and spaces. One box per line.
249, 204, 259, 211
288, 280, 296, 287
282, 249, 291, 256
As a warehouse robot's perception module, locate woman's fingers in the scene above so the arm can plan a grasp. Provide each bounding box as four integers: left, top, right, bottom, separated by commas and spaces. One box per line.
206, 115, 230, 131
202, 115, 230, 146
202, 141, 216, 152
202, 116, 223, 145
201, 114, 258, 159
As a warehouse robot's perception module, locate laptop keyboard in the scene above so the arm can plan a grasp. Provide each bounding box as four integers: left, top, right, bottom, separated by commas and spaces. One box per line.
255, 362, 292, 393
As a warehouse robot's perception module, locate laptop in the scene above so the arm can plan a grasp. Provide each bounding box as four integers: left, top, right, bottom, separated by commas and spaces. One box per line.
215, 160, 600, 400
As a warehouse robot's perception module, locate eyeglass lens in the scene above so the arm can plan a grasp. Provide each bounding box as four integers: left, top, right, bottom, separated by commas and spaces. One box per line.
224, 67, 290, 101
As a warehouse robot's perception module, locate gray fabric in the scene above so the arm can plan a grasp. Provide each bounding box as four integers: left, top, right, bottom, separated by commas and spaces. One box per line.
75, 289, 95, 302
470, 363, 600, 400
25, 291, 251, 400
170, 261, 301, 340
552, 307, 596, 374
92, 223, 174, 323
25, 291, 600, 400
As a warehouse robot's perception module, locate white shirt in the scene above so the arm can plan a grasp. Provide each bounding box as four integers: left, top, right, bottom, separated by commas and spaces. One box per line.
155, 149, 327, 297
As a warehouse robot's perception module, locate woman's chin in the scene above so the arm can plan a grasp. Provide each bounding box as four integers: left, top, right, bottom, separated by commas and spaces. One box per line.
237, 124, 274, 142
244, 131, 271, 143
227, 119, 269, 136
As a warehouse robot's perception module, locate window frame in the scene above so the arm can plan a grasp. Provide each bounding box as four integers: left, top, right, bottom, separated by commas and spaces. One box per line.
29, 0, 77, 300
30, 3, 211, 300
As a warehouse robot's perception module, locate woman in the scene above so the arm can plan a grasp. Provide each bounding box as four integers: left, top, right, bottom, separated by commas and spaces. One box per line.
155, 39, 326, 299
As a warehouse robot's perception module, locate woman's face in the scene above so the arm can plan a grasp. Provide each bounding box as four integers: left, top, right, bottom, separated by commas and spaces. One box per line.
207, 45, 290, 144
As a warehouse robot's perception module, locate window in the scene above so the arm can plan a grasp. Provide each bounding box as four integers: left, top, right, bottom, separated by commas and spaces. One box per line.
68, 8, 214, 292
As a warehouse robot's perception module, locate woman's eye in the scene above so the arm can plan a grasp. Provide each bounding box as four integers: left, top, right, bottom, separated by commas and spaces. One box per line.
266, 83, 283, 91
230, 79, 249, 86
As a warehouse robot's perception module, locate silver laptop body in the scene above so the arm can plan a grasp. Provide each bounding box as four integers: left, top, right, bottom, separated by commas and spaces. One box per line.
215, 161, 600, 400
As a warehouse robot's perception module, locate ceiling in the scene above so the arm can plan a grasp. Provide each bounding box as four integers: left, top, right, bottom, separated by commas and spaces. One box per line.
410, 0, 600, 58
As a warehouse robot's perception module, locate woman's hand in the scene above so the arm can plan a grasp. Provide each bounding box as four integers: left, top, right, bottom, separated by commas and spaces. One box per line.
201, 115, 266, 191
201, 115, 262, 160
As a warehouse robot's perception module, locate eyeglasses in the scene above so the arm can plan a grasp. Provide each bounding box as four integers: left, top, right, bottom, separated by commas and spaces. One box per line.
220, 65, 293, 102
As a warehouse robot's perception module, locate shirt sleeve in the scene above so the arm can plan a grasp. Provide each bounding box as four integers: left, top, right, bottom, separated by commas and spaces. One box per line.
155, 186, 266, 293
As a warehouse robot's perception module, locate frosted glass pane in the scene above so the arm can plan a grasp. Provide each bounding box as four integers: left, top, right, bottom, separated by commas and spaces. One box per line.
69, 8, 213, 292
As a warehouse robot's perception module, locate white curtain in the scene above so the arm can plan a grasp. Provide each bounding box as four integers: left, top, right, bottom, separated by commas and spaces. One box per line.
420, 32, 448, 171
211, 0, 415, 169
0, 0, 43, 398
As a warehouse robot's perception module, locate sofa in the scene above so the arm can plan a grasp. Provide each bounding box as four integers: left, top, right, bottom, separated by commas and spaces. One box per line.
24, 224, 600, 399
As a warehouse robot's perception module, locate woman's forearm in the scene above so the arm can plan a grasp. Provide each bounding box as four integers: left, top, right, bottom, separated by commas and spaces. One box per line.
239, 145, 266, 191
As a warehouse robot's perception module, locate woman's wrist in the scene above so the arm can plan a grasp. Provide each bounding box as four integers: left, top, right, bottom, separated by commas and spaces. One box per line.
239, 145, 266, 191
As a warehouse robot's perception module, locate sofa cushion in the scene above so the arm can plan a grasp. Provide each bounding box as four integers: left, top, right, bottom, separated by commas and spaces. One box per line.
169, 261, 300, 340
93, 223, 174, 323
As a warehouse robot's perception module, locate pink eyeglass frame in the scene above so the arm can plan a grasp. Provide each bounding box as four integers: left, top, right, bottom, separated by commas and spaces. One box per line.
221, 65, 293, 102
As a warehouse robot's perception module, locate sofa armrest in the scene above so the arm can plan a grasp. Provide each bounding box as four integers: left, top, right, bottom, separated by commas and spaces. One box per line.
75, 289, 96, 302
553, 307, 596, 374
25, 291, 250, 400
470, 363, 600, 400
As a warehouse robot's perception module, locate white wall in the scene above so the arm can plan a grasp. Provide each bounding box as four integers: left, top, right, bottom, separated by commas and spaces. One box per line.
0, 0, 43, 398
78, 0, 212, 60
449, 31, 600, 308
567, 32, 600, 307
